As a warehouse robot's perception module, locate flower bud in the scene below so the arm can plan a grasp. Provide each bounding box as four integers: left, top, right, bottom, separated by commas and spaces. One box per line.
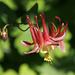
0, 29, 2, 36
1, 27, 8, 42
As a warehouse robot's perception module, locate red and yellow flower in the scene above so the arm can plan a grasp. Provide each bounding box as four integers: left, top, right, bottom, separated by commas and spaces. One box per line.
21, 13, 68, 62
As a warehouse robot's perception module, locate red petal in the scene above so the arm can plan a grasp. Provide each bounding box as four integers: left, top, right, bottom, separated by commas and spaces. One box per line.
53, 16, 61, 34
50, 33, 66, 41
57, 20, 68, 37
48, 21, 55, 37
26, 15, 37, 44
58, 40, 65, 52
40, 13, 50, 40
24, 44, 40, 54
57, 23, 64, 34
48, 21, 51, 35
53, 16, 61, 25
61, 20, 68, 33
35, 16, 44, 44
51, 24, 56, 37
33, 26, 39, 44
61, 23, 64, 28
45, 40, 59, 46
21, 40, 34, 47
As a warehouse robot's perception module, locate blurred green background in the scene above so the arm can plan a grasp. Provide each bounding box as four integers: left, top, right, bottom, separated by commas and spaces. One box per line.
0, 0, 75, 75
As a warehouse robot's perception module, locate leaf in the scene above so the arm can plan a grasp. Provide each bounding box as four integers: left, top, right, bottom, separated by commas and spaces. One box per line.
35, 63, 66, 75
0, 2, 17, 24
0, 48, 4, 61
0, 39, 10, 61
0, 0, 17, 10
3, 69, 18, 75
21, 3, 38, 24
0, 65, 4, 75
11, 25, 33, 55
19, 64, 36, 75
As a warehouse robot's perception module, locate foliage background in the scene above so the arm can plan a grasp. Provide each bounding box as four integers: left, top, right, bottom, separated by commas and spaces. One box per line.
0, 0, 75, 75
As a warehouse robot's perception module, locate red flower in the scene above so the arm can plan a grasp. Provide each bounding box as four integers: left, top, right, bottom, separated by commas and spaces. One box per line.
21, 13, 58, 61
48, 16, 68, 52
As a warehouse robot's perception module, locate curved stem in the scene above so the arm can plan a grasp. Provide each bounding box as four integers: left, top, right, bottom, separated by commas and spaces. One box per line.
4, 23, 31, 32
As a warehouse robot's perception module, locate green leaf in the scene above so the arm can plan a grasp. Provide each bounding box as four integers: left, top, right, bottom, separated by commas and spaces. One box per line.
11, 25, 33, 55
0, 2, 17, 24
66, 71, 75, 75
0, 65, 4, 75
0, 48, 4, 61
0, 39, 10, 61
21, 3, 38, 24
35, 63, 66, 75
0, 0, 17, 10
3, 69, 18, 75
19, 64, 36, 75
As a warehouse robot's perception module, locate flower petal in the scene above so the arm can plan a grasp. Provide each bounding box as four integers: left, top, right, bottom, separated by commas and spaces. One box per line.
45, 40, 59, 46
57, 20, 68, 37
35, 16, 44, 44
26, 15, 37, 44
53, 16, 61, 34
21, 40, 34, 47
24, 44, 40, 54
50, 33, 66, 41
40, 13, 50, 40
58, 40, 65, 52
61, 20, 68, 33
48, 21, 51, 35
33, 25, 39, 43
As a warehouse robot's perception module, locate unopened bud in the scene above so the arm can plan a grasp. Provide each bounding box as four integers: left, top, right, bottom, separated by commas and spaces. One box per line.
1, 28, 8, 42
0, 29, 2, 36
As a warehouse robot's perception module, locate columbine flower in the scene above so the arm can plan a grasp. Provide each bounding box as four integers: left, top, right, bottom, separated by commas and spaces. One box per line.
48, 16, 68, 52
21, 13, 58, 62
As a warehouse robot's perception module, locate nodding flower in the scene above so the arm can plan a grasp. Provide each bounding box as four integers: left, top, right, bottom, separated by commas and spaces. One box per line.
21, 13, 58, 62
0, 26, 8, 42
48, 16, 68, 52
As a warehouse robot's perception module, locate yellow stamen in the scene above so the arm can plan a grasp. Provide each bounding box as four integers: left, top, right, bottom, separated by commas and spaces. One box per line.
44, 53, 53, 62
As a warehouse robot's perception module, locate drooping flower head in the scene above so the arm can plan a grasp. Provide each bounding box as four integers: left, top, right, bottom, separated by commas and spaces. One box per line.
1, 27, 8, 42
0, 25, 8, 42
21, 13, 58, 62
48, 16, 68, 52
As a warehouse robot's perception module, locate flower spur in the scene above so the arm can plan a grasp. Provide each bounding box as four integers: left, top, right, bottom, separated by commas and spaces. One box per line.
48, 16, 68, 52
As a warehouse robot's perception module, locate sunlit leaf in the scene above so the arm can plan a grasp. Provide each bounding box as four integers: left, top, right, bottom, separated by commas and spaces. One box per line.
66, 71, 75, 75
35, 63, 66, 75
0, 39, 10, 61
19, 64, 36, 75
0, 65, 4, 75
11, 25, 33, 55
26, 0, 45, 12
3, 69, 18, 75
21, 3, 38, 24
0, 2, 17, 24
0, 0, 17, 10
0, 48, 4, 61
